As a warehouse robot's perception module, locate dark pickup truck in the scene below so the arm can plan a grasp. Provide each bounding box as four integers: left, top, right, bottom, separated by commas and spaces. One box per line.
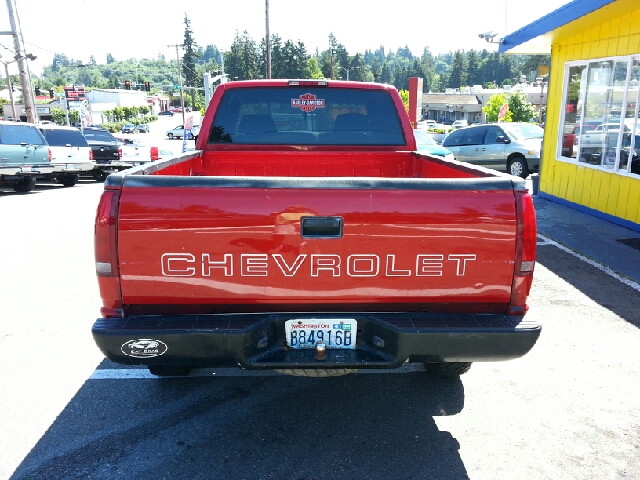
82, 127, 123, 181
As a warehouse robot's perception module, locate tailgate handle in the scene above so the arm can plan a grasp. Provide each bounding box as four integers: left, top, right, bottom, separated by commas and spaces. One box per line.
301, 216, 343, 238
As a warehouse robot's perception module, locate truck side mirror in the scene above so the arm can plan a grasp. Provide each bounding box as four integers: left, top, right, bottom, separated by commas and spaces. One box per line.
496, 135, 510, 144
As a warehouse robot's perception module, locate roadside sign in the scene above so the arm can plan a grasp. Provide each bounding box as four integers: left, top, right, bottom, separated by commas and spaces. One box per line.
174, 85, 180, 91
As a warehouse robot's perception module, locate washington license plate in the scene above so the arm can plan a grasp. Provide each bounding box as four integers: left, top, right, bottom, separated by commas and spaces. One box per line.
285, 319, 357, 350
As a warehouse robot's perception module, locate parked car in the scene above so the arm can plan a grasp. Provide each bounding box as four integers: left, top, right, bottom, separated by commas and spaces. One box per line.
413, 130, 454, 161
421, 119, 437, 129
37, 125, 94, 187
158, 110, 174, 116
0, 120, 53, 192
136, 124, 149, 133
451, 120, 469, 130
442, 122, 543, 178
165, 124, 201, 140
121, 124, 136, 134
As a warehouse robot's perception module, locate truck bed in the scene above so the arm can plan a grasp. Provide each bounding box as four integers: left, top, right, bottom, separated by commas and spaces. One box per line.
105, 151, 524, 314
147, 150, 487, 179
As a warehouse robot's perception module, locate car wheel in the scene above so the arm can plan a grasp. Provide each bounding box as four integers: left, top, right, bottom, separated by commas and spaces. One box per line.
60, 173, 79, 187
424, 362, 472, 377
11, 176, 36, 193
92, 169, 108, 182
167, 133, 174, 139
508, 156, 529, 179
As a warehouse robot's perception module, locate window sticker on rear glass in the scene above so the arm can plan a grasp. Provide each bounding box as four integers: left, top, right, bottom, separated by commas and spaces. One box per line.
291, 93, 325, 112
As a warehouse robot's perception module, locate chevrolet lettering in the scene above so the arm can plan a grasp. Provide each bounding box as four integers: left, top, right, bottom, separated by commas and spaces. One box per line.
92, 79, 539, 380
160, 253, 477, 277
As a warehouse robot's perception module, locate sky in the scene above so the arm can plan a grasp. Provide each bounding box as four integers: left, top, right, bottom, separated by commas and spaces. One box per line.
1, 0, 573, 77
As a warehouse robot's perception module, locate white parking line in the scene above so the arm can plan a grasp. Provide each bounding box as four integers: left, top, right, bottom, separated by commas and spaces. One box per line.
537, 233, 640, 292
89, 363, 426, 379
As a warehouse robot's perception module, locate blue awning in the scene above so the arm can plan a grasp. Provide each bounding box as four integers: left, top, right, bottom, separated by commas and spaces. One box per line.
499, 0, 616, 54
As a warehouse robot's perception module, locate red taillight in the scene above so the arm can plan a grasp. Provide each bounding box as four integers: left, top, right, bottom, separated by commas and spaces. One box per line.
118, 147, 122, 158
94, 187, 123, 317
509, 192, 537, 315
48, 148, 52, 162
150, 146, 159, 160
89, 149, 94, 161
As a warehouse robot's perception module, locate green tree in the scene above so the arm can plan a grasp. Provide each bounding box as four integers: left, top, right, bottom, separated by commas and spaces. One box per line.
508, 91, 537, 122
123, 106, 138, 120
68, 109, 79, 125
466, 50, 481, 86
398, 89, 409, 113
51, 108, 66, 125
226, 31, 260, 80
379, 62, 392, 84
483, 93, 512, 122
448, 50, 468, 89
182, 14, 200, 109
431, 73, 442, 93
303, 58, 324, 79
348, 54, 367, 82
112, 106, 125, 122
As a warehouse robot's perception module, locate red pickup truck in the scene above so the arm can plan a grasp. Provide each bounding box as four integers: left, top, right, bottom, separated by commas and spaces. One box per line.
92, 80, 539, 377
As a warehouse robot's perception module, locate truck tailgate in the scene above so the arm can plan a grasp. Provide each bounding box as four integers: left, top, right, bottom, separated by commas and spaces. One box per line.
116, 182, 517, 310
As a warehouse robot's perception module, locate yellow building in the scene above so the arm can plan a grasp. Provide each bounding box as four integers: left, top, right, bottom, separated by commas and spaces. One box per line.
500, 0, 640, 232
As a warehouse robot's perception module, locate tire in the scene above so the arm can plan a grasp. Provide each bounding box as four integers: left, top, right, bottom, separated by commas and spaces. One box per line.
12, 176, 36, 193
508, 156, 529, 179
91, 169, 108, 182
424, 362, 472, 377
167, 133, 174, 139
60, 173, 79, 187
148, 365, 193, 377
275, 368, 355, 377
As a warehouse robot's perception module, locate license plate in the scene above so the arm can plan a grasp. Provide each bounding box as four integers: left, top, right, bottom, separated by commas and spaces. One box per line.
66, 164, 79, 170
21, 166, 32, 173
285, 319, 357, 350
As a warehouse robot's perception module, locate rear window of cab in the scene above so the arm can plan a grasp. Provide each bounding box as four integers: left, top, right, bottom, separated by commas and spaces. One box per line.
0, 124, 47, 146
39, 128, 89, 147
209, 87, 406, 146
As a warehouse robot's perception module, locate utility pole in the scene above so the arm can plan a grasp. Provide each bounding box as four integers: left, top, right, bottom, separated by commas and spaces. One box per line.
168, 43, 186, 126
330, 49, 334, 80
5, 0, 36, 123
265, 0, 271, 79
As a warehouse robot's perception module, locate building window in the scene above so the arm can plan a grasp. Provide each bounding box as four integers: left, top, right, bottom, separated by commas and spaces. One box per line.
559, 56, 640, 176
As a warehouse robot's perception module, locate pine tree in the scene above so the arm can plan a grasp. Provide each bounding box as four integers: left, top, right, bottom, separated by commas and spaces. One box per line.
447, 50, 468, 89
182, 15, 199, 88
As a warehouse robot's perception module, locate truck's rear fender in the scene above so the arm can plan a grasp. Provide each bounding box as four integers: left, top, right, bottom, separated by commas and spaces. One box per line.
509, 190, 537, 315
95, 186, 124, 318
